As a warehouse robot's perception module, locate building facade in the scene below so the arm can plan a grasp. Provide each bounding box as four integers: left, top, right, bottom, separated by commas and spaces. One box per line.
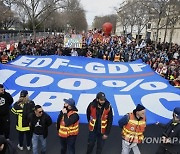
116, 0, 180, 44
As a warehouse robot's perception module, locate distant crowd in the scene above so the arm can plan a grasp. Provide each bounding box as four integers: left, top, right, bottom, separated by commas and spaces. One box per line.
0, 29, 180, 88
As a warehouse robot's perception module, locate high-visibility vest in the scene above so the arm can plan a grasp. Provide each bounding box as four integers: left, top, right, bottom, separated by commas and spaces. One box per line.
113, 54, 120, 62
89, 105, 110, 134
1, 55, 8, 64
58, 111, 79, 138
122, 113, 146, 143
11, 104, 30, 132
169, 75, 175, 80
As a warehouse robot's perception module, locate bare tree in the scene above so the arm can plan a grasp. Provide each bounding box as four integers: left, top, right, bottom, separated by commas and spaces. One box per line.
64, 0, 87, 32
41, 11, 66, 32
117, 9, 129, 36
93, 14, 117, 33
117, 1, 143, 37
0, 1, 17, 30
134, 2, 150, 42
11, 0, 67, 38
167, 0, 180, 48
140, 0, 169, 48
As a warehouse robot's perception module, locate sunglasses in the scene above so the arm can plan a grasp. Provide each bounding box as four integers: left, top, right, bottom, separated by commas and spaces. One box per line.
38, 110, 43, 114
173, 113, 180, 119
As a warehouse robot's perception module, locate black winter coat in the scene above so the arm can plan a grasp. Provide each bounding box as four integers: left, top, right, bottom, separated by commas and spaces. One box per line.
158, 120, 180, 153
28, 112, 52, 138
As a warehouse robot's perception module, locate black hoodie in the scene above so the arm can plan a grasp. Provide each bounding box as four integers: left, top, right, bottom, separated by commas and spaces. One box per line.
0, 91, 13, 116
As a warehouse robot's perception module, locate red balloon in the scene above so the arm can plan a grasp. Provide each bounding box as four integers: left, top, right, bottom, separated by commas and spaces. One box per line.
102, 22, 113, 35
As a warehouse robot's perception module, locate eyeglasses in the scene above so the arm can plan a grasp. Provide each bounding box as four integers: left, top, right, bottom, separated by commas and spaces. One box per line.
38, 111, 43, 114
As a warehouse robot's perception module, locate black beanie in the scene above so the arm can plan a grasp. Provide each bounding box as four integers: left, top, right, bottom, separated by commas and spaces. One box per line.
0, 84, 4, 88
135, 104, 145, 111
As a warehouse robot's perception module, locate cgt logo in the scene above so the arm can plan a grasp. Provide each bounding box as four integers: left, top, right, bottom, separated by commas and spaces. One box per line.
0, 97, 5, 106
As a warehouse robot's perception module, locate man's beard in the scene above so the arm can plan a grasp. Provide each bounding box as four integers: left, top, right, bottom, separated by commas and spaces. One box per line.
98, 102, 103, 107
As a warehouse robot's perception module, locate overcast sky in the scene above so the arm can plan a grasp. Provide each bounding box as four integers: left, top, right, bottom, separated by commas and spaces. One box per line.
80, 0, 123, 26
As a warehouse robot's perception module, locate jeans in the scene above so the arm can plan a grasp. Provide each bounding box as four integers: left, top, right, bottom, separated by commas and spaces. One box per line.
60, 136, 77, 154
121, 139, 141, 154
18, 131, 32, 147
86, 131, 106, 154
32, 133, 46, 154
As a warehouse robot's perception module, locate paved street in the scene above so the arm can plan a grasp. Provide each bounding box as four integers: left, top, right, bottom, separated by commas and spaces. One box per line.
9, 113, 171, 154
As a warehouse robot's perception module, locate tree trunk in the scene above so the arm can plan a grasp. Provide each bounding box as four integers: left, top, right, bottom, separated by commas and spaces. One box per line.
123, 25, 126, 36
137, 28, 141, 45
130, 25, 133, 36
32, 16, 36, 40
169, 24, 175, 50
163, 7, 170, 43
155, 28, 159, 49
155, 19, 161, 49
163, 22, 168, 43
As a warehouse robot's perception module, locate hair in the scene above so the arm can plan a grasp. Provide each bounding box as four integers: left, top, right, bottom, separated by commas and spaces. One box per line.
34, 105, 42, 110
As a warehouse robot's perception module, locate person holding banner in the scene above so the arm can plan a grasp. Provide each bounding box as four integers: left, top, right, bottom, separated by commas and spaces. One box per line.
57, 98, 79, 154
11, 90, 35, 151
118, 104, 146, 154
86, 92, 113, 154
156, 107, 180, 154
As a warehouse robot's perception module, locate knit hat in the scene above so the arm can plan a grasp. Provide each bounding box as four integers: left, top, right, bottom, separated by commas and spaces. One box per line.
64, 98, 75, 107
135, 104, 145, 111
0, 84, 4, 88
0, 135, 6, 146
34, 105, 42, 110
173, 107, 180, 119
96, 92, 106, 101
20, 90, 28, 97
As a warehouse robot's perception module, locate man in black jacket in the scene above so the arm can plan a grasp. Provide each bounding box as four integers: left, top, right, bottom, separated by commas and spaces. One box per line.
0, 84, 13, 139
156, 107, 180, 154
29, 105, 52, 154
86, 92, 113, 154
57, 98, 79, 154
0, 135, 17, 154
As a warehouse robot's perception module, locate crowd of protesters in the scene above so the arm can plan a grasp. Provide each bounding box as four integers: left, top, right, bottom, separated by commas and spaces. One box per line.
0, 29, 179, 88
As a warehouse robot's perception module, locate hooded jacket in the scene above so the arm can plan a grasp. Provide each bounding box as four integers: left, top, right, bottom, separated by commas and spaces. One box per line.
0, 91, 13, 116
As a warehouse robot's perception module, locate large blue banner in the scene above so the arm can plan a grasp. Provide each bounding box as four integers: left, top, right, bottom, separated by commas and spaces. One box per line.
0, 56, 180, 125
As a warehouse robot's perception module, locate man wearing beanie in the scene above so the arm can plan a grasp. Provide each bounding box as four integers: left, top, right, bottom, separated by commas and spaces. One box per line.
118, 104, 146, 154
156, 107, 180, 154
86, 92, 113, 154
